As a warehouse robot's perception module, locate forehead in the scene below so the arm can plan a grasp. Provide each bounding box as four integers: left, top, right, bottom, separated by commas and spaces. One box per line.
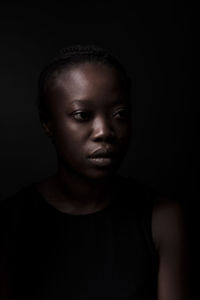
48, 62, 126, 97
44, 62, 131, 114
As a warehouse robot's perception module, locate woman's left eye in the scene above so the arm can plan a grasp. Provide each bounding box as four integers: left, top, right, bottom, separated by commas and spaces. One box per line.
114, 109, 129, 119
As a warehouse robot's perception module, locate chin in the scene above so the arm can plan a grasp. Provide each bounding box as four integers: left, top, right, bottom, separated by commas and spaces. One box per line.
84, 166, 120, 181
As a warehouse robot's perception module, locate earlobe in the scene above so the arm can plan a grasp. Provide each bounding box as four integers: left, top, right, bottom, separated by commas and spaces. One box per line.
41, 120, 53, 138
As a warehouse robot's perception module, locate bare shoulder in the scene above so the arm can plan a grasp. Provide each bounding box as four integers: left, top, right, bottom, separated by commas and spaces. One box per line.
152, 197, 188, 250
151, 197, 190, 300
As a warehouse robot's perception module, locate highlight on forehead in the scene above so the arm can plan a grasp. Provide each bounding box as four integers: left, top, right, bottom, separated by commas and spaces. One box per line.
44, 61, 130, 98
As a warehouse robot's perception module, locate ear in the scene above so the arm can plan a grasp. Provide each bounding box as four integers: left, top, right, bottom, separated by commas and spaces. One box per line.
39, 115, 54, 138
41, 121, 53, 138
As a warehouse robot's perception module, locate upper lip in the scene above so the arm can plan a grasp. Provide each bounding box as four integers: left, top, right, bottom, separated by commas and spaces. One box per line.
89, 147, 117, 158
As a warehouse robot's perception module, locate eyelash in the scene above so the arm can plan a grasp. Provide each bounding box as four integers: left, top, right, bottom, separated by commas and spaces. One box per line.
72, 111, 91, 122
71, 109, 129, 122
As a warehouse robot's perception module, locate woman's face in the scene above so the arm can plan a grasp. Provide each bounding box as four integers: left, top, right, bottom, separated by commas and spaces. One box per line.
43, 62, 132, 179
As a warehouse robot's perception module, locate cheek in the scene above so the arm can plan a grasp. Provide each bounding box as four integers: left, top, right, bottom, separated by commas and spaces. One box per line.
53, 122, 88, 155
114, 122, 132, 143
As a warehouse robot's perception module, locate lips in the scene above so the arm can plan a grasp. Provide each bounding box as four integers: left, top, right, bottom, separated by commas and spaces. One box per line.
88, 147, 118, 168
88, 147, 117, 159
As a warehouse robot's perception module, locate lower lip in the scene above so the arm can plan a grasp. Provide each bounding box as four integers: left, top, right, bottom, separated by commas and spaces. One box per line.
88, 157, 114, 167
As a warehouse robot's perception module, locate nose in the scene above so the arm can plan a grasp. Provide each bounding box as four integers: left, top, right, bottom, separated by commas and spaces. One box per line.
91, 116, 115, 142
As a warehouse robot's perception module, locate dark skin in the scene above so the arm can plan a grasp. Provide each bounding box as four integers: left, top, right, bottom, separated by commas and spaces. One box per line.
35, 62, 190, 299
36, 62, 132, 214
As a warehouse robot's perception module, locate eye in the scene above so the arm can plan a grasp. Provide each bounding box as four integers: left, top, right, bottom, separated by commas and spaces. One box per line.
113, 109, 129, 120
72, 111, 91, 122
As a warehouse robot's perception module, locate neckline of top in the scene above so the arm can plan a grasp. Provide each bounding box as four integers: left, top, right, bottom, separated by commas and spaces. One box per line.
29, 182, 116, 218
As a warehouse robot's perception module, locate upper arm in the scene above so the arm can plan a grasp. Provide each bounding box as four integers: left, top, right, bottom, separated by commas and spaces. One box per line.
152, 198, 190, 300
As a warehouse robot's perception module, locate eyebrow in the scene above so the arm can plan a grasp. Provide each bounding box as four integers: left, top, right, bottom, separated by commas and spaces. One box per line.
69, 98, 126, 105
70, 99, 93, 105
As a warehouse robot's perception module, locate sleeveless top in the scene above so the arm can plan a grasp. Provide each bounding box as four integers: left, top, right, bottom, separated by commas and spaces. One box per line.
0, 176, 159, 300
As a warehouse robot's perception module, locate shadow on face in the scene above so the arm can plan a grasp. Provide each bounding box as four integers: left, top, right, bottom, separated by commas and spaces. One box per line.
41, 62, 133, 180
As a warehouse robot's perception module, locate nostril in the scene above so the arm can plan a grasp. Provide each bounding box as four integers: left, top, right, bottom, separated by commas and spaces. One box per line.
94, 135, 116, 144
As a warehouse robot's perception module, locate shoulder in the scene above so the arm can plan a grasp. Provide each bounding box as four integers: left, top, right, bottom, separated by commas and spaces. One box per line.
152, 196, 188, 251
152, 197, 190, 299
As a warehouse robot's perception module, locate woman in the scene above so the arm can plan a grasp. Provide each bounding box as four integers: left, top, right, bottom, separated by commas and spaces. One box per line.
0, 44, 189, 299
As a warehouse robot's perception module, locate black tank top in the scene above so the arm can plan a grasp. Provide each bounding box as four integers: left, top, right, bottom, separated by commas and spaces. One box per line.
0, 177, 159, 300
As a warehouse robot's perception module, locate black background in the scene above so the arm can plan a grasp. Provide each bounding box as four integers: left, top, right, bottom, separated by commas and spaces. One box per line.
0, 0, 195, 295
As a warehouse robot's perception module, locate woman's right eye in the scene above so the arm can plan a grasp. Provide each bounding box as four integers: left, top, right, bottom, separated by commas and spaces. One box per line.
72, 111, 90, 122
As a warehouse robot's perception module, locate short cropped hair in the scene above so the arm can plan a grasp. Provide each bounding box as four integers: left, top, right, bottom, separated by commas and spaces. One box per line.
37, 44, 132, 122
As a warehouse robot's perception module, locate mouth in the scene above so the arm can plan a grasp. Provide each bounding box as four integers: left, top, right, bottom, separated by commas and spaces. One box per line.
89, 147, 117, 158
88, 157, 114, 167
88, 147, 118, 167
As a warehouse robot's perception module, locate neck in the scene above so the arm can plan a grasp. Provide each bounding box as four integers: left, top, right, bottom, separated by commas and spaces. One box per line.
44, 164, 118, 214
